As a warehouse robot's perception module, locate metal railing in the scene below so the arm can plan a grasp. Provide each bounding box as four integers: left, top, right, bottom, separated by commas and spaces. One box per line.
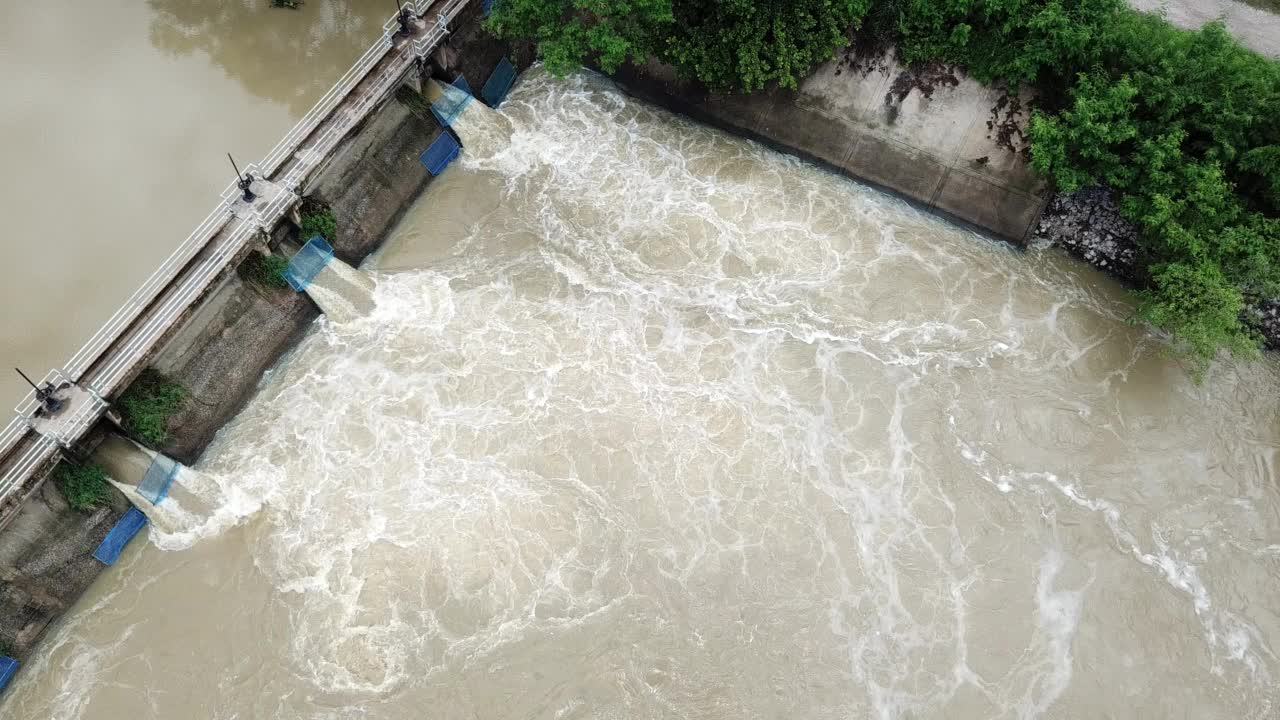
413, 0, 469, 57
0, 0, 473, 515
62, 200, 236, 383
0, 435, 57, 504
88, 220, 259, 395
259, 35, 395, 177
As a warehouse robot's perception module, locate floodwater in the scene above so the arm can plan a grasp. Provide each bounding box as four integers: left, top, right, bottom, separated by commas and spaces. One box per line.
0, 0, 387, 408
5, 70, 1280, 719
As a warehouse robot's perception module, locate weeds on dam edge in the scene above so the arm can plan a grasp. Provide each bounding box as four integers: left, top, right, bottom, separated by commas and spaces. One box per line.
118, 369, 187, 449
300, 199, 337, 245
54, 462, 113, 513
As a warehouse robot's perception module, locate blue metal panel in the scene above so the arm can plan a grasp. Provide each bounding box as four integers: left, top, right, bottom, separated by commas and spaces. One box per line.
483, 0, 495, 15
137, 454, 179, 505
284, 236, 335, 293
452, 73, 472, 96
93, 508, 148, 565
481, 57, 516, 108
0, 657, 18, 694
431, 81, 473, 128
420, 133, 461, 176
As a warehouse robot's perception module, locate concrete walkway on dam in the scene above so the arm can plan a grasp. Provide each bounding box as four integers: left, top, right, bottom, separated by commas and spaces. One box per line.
1130, 0, 1280, 56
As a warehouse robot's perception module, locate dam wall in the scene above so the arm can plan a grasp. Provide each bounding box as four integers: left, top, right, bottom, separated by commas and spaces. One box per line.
150, 98, 438, 466
612, 54, 1047, 243
0, 475, 129, 658
152, 10, 528, 465
0, 1, 529, 662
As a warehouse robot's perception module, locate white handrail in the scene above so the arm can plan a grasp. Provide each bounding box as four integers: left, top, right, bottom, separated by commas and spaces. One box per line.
259, 33, 395, 177
89, 221, 259, 394
0, 418, 28, 462
62, 199, 235, 381
0, 436, 57, 502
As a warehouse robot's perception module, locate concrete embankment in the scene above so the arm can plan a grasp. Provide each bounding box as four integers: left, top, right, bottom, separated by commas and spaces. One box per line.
0, 474, 129, 658
612, 53, 1280, 349
0, 2, 529, 662
612, 53, 1047, 244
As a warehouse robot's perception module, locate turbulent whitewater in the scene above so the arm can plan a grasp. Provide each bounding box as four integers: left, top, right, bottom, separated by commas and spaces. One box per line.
5, 70, 1279, 719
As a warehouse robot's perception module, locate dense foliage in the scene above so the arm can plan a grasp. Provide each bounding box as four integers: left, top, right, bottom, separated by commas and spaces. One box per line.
491, 0, 1280, 371
489, 0, 871, 90
119, 369, 187, 448
1027, 17, 1280, 371
667, 0, 873, 90
54, 462, 113, 513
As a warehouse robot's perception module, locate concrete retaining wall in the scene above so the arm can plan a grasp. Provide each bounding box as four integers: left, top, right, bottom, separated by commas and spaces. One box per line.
613, 53, 1047, 243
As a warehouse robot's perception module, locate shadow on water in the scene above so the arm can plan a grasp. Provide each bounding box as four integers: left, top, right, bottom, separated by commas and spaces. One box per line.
146, 0, 387, 115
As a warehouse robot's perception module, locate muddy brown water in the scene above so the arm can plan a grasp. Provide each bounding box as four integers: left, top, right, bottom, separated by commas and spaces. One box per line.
3, 70, 1279, 719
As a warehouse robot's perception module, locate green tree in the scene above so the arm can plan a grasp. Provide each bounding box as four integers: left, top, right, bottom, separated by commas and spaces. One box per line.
487, 0, 674, 76
887, 0, 1120, 86
1138, 262, 1259, 374
666, 0, 873, 91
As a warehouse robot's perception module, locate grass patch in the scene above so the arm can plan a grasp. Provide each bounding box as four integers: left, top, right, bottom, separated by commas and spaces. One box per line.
300, 198, 337, 242
54, 462, 113, 512
244, 252, 290, 289
118, 369, 187, 448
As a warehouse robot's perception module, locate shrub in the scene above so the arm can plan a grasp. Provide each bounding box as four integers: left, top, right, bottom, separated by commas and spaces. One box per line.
1026, 15, 1280, 367
244, 252, 290, 289
54, 462, 113, 513
300, 199, 337, 242
118, 369, 187, 448
666, 0, 873, 91
487, 0, 672, 77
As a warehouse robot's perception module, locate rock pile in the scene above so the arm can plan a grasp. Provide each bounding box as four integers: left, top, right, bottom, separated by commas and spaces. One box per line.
1031, 187, 1280, 350
1030, 187, 1139, 280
